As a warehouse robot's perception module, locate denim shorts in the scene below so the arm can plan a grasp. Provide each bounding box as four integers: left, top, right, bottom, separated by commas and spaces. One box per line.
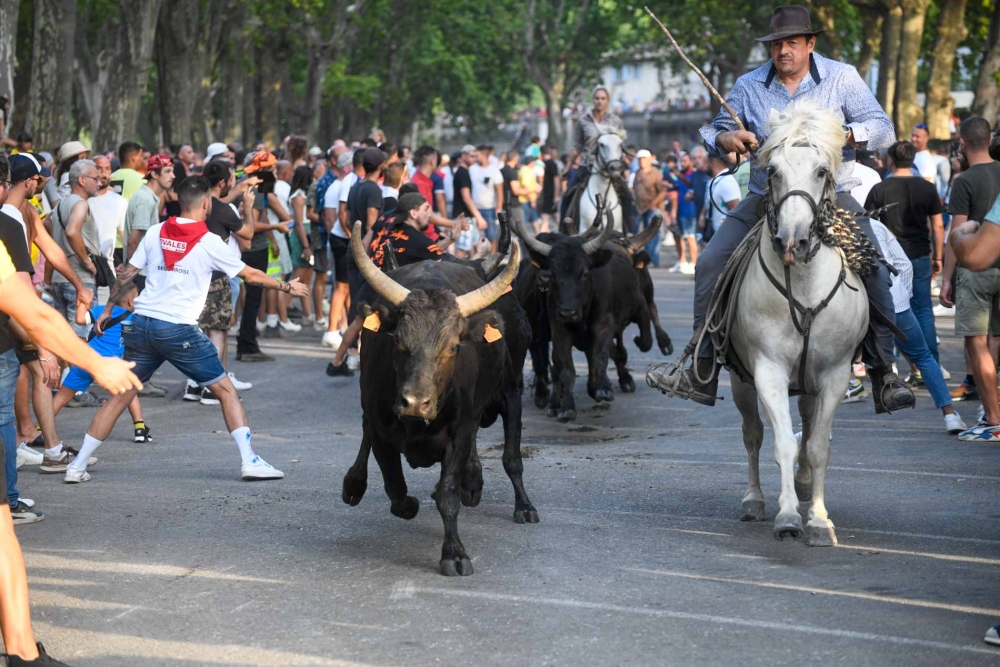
479, 208, 499, 241
678, 216, 697, 239
52, 281, 96, 338
124, 314, 227, 387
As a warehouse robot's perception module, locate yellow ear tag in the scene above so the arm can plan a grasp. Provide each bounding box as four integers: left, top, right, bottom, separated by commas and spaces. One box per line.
483, 324, 503, 343
363, 312, 381, 332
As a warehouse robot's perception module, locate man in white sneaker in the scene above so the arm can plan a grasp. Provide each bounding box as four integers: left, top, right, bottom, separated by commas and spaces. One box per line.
63, 176, 309, 484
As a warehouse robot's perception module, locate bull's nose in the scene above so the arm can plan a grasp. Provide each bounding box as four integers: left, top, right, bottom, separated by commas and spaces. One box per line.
558, 309, 581, 322
399, 394, 433, 417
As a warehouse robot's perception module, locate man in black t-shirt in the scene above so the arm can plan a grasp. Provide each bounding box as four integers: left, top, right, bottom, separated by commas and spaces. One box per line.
368, 192, 453, 269
865, 141, 944, 373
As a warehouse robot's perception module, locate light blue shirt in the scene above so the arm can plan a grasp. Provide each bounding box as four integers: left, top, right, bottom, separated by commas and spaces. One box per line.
700, 54, 894, 197
870, 220, 913, 314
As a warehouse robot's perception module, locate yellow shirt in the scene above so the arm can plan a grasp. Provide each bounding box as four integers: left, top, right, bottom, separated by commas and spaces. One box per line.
0, 241, 16, 282
517, 166, 537, 205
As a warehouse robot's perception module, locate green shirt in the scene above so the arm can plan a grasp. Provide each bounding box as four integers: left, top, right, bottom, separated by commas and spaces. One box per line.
110, 168, 145, 202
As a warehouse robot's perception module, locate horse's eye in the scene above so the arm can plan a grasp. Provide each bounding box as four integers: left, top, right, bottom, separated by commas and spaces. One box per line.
452, 344, 460, 353
817, 166, 829, 178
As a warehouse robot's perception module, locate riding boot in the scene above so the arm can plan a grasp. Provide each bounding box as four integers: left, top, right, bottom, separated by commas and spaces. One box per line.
647, 356, 720, 407
869, 366, 915, 414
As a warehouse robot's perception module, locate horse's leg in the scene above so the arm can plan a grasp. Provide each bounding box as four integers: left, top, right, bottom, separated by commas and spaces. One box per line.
731, 375, 765, 522
754, 362, 804, 541
795, 395, 814, 509
803, 374, 845, 547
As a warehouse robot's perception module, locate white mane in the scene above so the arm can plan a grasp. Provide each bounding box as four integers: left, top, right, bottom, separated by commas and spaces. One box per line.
759, 99, 844, 173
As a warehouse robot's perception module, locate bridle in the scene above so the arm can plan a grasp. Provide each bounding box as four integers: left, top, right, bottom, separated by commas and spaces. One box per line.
583, 132, 627, 214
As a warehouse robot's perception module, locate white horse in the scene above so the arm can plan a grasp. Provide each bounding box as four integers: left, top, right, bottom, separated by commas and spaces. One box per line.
578, 133, 625, 233
730, 100, 868, 547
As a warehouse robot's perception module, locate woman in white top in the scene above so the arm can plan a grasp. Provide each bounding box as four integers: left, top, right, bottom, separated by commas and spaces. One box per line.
287, 166, 315, 325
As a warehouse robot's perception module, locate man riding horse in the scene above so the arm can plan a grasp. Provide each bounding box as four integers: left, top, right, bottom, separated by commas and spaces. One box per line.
648, 4, 915, 414
561, 86, 634, 233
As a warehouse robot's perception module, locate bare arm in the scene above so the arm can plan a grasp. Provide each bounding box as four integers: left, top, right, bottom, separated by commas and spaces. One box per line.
365, 206, 379, 235
940, 213, 966, 307
494, 181, 504, 212
292, 195, 311, 260
338, 201, 351, 238
126, 229, 145, 262
238, 265, 309, 298
951, 220, 1000, 271
266, 192, 292, 223
32, 216, 93, 306
929, 212, 944, 277
323, 207, 337, 234
65, 201, 96, 274
461, 187, 486, 229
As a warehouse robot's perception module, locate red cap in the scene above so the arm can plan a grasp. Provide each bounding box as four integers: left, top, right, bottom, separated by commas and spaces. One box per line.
146, 154, 173, 173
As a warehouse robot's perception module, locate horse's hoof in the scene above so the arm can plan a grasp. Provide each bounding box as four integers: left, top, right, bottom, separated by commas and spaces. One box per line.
341, 475, 367, 506
556, 409, 577, 423
514, 507, 540, 524
794, 479, 812, 503
740, 499, 766, 522
806, 523, 838, 547
773, 512, 804, 541
440, 557, 474, 577
534, 392, 549, 409
390, 496, 420, 520
619, 376, 636, 393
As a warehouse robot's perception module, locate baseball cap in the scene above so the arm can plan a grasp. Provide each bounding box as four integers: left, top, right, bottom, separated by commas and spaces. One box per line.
460, 144, 476, 155
146, 154, 173, 173
205, 142, 228, 160
9, 154, 41, 184
308, 146, 323, 158
59, 141, 90, 162
361, 148, 385, 173
636, 149, 652, 159
244, 151, 277, 174
336, 152, 353, 169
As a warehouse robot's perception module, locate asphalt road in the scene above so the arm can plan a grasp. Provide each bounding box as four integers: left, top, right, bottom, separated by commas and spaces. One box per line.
8, 268, 1000, 667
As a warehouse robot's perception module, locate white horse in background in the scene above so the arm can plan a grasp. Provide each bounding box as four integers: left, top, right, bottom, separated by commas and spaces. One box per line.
578, 133, 626, 233
729, 100, 868, 547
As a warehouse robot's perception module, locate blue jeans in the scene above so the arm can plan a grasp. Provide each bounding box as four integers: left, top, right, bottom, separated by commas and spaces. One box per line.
0, 350, 21, 507
52, 281, 96, 338
125, 315, 228, 387
638, 209, 661, 267
478, 208, 499, 241
895, 308, 950, 409
909, 256, 938, 363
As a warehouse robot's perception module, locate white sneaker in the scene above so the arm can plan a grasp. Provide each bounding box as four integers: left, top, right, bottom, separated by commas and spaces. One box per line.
255, 319, 266, 333
64, 466, 91, 484
322, 330, 343, 349
940, 366, 951, 380
301, 314, 315, 327
16, 443, 43, 468
228, 372, 252, 391
241, 456, 284, 480
279, 319, 302, 333
668, 262, 682, 273
932, 304, 955, 317
313, 317, 329, 331
347, 353, 361, 371
679, 262, 696, 275
944, 413, 968, 434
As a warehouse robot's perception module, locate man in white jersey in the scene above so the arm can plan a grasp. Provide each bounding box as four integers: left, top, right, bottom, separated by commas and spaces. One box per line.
63, 176, 309, 484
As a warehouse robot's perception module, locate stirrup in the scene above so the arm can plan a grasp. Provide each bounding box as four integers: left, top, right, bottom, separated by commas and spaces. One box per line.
646, 360, 721, 404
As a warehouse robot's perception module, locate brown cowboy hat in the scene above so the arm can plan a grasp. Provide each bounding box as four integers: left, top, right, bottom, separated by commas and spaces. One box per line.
756, 5, 823, 42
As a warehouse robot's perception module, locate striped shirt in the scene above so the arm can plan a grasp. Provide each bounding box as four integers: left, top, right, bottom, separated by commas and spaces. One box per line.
870, 220, 913, 314
700, 54, 894, 197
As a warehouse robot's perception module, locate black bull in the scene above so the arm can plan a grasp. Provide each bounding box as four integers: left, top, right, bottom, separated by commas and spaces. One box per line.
513, 212, 669, 422
342, 228, 536, 577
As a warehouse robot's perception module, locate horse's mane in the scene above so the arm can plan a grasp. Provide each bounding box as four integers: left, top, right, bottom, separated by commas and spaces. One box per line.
759, 99, 844, 172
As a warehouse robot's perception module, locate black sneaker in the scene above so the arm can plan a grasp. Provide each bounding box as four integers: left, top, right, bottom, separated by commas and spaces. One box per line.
5, 642, 73, 666
182, 383, 201, 402
263, 325, 284, 338
66, 391, 105, 408
237, 350, 275, 362
200, 387, 220, 406
134, 425, 153, 443
326, 361, 355, 377
10, 500, 43, 526
138, 381, 169, 398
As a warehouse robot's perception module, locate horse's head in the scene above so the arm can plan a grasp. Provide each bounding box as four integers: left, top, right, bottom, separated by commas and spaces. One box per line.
760, 101, 844, 266
597, 133, 625, 173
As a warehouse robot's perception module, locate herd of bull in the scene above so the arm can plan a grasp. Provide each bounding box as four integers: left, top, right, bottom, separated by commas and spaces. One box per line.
341, 206, 673, 576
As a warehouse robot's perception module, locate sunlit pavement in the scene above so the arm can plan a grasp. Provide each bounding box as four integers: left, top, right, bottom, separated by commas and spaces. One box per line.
11, 268, 1000, 666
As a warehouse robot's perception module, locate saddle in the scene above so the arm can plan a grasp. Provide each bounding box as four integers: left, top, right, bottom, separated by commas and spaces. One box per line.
565, 171, 635, 233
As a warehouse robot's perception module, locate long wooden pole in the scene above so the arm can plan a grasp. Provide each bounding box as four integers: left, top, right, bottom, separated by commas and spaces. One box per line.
643, 6, 746, 132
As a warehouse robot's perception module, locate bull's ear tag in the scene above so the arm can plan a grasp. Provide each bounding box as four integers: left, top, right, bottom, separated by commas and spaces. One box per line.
635, 261, 645, 269
483, 324, 503, 343
363, 312, 381, 332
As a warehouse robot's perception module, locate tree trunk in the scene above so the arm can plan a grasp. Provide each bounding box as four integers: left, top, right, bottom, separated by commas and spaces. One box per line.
542, 88, 565, 153
26, 0, 76, 148
972, 0, 1000, 122
877, 1, 903, 123
856, 8, 884, 83
925, 0, 968, 138
894, 0, 931, 134
0, 0, 18, 134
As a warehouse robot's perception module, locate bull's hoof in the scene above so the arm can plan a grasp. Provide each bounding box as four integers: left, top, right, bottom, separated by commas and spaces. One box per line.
546, 407, 557, 418
619, 375, 636, 393
556, 409, 576, 422
657, 332, 674, 356
341, 474, 367, 506
390, 496, 420, 520
440, 557, 474, 577
513, 506, 540, 524
806, 523, 838, 547
773, 512, 804, 541
461, 485, 482, 507
633, 335, 653, 353
740, 499, 766, 522
534, 391, 549, 409
593, 388, 614, 402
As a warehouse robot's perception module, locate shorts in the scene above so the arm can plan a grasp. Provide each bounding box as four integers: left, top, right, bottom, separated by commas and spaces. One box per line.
312, 246, 330, 275
269, 231, 293, 276
678, 216, 697, 238
124, 314, 227, 388
330, 235, 349, 284
479, 208, 499, 241
524, 203, 539, 224
51, 281, 96, 338
198, 274, 233, 332
63, 364, 96, 393
289, 225, 312, 270
954, 267, 1000, 337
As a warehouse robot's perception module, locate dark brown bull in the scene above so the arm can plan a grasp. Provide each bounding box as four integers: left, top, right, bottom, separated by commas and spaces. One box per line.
342, 223, 536, 576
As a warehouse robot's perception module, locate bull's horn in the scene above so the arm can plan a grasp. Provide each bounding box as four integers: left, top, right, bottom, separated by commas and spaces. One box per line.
495, 209, 511, 255
627, 210, 662, 252
578, 215, 603, 240
455, 239, 521, 318
581, 204, 616, 255
509, 210, 551, 257
350, 221, 410, 306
